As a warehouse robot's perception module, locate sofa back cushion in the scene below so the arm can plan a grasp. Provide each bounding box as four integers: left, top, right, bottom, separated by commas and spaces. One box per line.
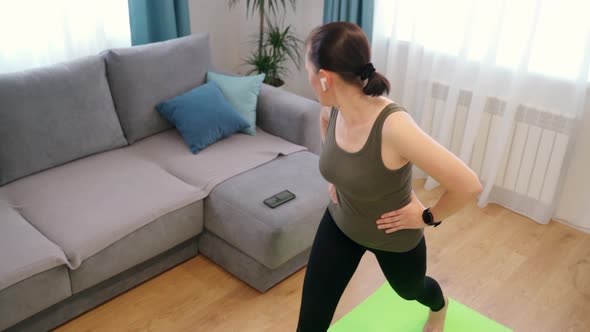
0, 56, 128, 186
103, 33, 212, 143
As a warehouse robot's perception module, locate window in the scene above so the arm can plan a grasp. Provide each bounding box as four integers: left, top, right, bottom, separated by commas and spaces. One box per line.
376, 0, 590, 81
0, 0, 130, 73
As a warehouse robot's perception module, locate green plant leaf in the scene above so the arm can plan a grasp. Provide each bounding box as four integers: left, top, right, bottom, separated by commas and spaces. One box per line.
229, 0, 299, 86
263, 17, 302, 71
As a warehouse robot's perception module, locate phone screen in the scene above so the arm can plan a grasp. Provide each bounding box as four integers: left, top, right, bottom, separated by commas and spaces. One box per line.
276, 191, 293, 199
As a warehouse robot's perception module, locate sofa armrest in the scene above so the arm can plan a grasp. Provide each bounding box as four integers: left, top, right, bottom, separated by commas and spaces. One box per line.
256, 84, 322, 155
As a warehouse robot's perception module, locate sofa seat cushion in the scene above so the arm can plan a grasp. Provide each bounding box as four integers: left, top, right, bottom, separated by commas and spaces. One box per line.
69, 200, 204, 294
0, 201, 68, 291
127, 127, 307, 193
203, 151, 330, 270
0, 148, 204, 270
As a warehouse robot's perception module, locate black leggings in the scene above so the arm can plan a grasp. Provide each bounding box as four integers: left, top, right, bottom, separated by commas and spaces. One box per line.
296, 207, 445, 332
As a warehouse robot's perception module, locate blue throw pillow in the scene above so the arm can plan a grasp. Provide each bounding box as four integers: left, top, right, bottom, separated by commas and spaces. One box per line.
156, 81, 251, 154
206, 71, 265, 135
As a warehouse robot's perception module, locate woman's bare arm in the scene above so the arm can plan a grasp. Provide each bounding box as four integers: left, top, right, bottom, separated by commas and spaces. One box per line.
383, 111, 483, 221
320, 106, 339, 204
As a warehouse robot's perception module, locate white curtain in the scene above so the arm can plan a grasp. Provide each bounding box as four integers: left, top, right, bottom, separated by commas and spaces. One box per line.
372, 0, 590, 231
0, 0, 131, 74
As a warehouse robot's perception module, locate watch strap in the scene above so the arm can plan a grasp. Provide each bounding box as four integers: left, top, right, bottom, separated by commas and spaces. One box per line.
423, 207, 442, 227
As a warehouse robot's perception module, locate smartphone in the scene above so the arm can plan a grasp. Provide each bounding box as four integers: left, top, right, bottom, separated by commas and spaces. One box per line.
263, 190, 296, 208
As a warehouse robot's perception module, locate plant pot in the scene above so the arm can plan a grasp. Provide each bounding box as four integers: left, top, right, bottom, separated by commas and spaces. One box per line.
269, 78, 285, 89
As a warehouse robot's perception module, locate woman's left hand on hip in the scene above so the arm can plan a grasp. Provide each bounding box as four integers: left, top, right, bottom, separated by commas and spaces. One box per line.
376, 190, 426, 233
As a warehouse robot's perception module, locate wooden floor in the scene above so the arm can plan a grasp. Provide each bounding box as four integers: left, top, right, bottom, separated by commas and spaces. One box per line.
56, 179, 590, 332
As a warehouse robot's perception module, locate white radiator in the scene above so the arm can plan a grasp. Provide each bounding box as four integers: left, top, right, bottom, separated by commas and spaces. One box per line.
418, 81, 575, 205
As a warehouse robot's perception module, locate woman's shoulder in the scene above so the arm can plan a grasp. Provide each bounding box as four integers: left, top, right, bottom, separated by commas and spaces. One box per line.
381, 102, 415, 137
380, 112, 421, 169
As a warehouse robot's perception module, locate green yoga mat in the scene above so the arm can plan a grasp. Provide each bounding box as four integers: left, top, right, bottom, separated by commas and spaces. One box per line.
328, 282, 512, 332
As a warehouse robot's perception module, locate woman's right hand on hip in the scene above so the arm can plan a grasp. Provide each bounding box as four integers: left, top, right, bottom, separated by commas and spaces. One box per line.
328, 183, 339, 204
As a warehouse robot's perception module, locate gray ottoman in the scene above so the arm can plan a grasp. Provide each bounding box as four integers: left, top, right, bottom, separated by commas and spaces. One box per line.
198, 151, 329, 292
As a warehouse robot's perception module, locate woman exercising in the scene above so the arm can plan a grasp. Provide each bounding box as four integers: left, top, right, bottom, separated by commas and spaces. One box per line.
296, 22, 483, 332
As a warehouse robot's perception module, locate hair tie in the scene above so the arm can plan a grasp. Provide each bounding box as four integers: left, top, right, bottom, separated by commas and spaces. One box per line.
359, 62, 376, 80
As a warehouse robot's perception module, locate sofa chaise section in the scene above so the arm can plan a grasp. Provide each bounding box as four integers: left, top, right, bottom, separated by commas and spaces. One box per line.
200, 151, 329, 292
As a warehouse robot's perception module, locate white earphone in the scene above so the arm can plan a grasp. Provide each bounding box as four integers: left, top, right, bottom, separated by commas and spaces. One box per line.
320, 77, 328, 91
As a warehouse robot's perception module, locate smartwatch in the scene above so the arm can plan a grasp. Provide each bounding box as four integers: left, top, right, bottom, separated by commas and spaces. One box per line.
422, 207, 442, 227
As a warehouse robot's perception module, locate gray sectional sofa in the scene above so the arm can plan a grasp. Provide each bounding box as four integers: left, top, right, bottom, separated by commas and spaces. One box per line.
0, 33, 328, 331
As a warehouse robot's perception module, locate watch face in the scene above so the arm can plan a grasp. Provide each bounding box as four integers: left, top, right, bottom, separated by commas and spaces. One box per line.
423, 209, 433, 224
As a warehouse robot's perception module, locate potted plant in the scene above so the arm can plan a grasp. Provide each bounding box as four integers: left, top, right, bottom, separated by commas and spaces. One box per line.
228, 0, 302, 88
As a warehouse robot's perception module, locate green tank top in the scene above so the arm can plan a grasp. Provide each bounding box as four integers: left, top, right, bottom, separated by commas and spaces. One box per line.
319, 103, 424, 252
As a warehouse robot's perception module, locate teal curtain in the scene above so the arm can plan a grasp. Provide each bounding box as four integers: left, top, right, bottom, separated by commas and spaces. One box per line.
128, 0, 191, 45
323, 0, 374, 43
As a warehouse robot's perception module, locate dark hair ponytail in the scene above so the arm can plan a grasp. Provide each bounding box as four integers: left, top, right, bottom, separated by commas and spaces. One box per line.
363, 72, 390, 97
306, 21, 390, 96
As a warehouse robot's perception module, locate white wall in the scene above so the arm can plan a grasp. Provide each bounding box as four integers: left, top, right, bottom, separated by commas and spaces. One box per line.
188, 0, 323, 100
